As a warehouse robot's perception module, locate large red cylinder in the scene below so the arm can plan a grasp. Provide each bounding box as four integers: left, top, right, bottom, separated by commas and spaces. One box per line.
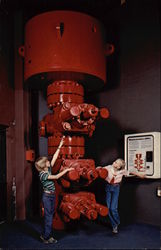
24, 11, 108, 88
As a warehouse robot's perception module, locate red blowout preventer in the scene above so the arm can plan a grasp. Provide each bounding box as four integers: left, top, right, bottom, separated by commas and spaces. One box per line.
22, 11, 114, 230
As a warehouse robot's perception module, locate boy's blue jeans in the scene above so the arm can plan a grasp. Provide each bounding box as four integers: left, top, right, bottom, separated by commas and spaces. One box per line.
42, 192, 55, 239
105, 183, 120, 229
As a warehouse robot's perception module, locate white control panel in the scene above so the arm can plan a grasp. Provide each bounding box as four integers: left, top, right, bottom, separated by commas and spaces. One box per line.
124, 132, 160, 179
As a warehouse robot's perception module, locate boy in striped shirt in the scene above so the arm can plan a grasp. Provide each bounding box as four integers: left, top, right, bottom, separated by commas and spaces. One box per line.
35, 137, 73, 244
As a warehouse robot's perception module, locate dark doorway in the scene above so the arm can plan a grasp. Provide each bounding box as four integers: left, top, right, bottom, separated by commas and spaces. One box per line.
0, 125, 7, 222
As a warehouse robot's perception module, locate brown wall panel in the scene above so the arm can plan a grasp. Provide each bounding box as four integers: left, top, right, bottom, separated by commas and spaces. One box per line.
0, 14, 14, 126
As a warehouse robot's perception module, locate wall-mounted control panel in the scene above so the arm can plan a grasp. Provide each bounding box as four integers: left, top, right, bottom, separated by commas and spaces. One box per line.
124, 132, 160, 179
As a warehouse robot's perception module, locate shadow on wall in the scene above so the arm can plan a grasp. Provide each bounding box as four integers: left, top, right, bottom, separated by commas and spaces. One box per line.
119, 178, 137, 225
85, 118, 137, 166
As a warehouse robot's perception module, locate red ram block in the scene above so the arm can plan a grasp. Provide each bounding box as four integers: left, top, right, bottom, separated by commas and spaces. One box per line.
50, 159, 108, 188
62, 159, 108, 181
59, 192, 108, 222
60, 159, 98, 186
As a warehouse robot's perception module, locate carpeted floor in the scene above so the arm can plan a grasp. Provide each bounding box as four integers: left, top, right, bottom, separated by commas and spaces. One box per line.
0, 218, 160, 249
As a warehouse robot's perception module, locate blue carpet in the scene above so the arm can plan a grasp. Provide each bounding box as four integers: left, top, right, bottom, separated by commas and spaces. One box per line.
0, 219, 160, 249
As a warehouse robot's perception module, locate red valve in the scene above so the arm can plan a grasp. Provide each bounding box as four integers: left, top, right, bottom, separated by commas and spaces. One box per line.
81, 207, 98, 220
60, 202, 80, 220
82, 168, 98, 181
66, 169, 80, 181
60, 178, 71, 188
96, 167, 108, 179
99, 108, 110, 119
94, 204, 108, 217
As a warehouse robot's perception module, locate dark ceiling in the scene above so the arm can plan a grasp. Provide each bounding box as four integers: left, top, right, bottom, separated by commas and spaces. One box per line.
0, 0, 122, 25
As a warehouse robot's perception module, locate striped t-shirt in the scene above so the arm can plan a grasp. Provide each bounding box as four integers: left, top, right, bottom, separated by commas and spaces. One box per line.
39, 166, 55, 192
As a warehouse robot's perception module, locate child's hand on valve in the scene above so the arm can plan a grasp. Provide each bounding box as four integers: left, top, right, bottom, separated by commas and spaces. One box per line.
59, 136, 65, 148
63, 167, 75, 173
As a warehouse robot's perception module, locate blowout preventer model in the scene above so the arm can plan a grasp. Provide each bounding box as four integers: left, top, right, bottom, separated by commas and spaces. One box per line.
21, 11, 114, 229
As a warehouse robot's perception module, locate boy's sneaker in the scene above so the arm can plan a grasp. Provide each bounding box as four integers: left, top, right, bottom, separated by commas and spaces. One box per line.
40, 235, 50, 244
40, 235, 58, 244
112, 226, 118, 234
48, 237, 57, 243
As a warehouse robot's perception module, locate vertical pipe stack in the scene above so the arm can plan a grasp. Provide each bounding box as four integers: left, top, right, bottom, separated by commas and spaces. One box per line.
22, 10, 114, 229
